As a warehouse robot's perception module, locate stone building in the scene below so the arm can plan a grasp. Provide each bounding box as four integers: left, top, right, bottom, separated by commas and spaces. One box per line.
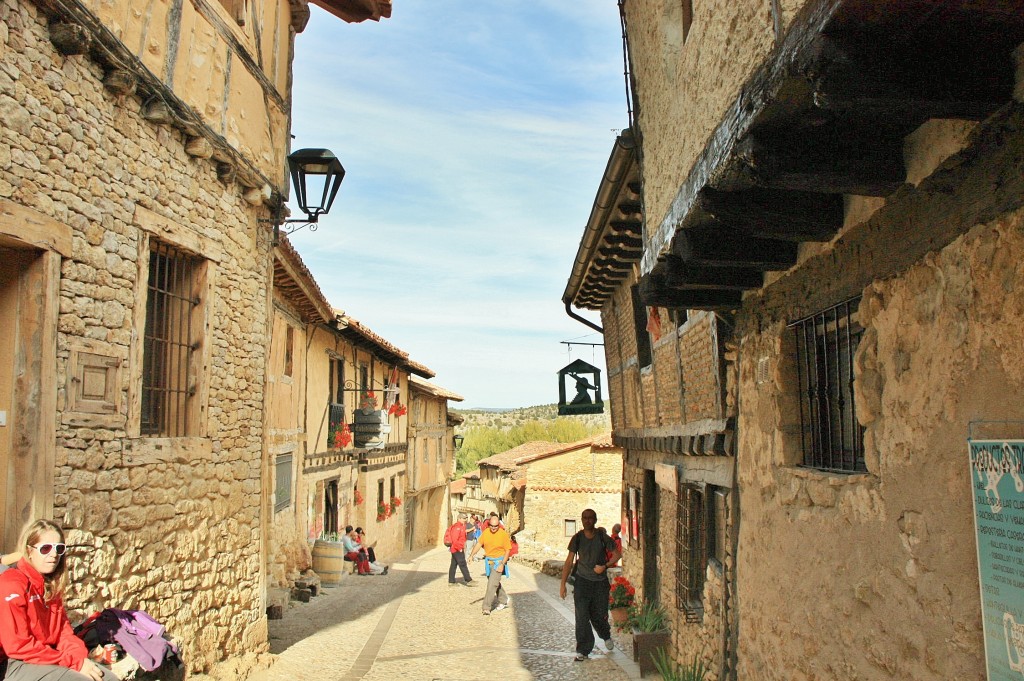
0, 0, 392, 671
564, 129, 735, 676
565, 1, 1024, 679
405, 374, 463, 550
470, 437, 622, 548
518, 434, 622, 556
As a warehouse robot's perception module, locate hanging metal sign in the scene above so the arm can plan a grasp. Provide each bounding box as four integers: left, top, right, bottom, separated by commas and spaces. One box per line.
970, 438, 1024, 680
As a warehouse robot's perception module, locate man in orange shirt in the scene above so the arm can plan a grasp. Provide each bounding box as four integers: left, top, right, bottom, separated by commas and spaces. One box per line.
469, 516, 511, 615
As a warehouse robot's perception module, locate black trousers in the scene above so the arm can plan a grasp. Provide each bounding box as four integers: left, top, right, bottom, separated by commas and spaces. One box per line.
449, 550, 471, 582
572, 576, 611, 655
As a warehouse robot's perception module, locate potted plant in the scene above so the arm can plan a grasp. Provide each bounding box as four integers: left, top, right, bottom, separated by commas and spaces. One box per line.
390, 496, 402, 513
628, 601, 670, 677
608, 575, 636, 626
353, 488, 363, 506
376, 503, 391, 522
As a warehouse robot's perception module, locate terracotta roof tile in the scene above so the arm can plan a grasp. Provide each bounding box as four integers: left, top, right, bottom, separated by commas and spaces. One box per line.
409, 374, 464, 401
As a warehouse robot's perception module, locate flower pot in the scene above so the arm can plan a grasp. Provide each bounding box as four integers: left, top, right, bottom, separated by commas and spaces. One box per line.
610, 607, 630, 624
632, 628, 671, 677
354, 409, 389, 424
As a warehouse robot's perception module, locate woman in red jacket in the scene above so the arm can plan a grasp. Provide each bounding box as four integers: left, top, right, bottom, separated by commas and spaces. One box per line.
0, 519, 116, 681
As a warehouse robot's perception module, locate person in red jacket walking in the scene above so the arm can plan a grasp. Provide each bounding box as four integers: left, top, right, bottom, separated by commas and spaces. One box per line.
446, 513, 474, 586
0, 519, 117, 681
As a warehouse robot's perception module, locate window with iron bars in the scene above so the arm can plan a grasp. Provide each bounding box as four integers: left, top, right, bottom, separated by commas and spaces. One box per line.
676, 480, 705, 621
788, 297, 865, 473
141, 240, 204, 437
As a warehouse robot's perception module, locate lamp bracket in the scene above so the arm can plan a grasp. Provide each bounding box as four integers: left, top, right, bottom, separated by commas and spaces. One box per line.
258, 213, 320, 245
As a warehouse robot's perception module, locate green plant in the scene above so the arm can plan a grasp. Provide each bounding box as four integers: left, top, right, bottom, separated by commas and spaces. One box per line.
652, 649, 707, 681
628, 600, 668, 632
318, 531, 342, 542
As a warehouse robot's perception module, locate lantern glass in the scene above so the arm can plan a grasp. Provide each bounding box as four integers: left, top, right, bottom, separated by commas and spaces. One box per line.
288, 148, 345, 221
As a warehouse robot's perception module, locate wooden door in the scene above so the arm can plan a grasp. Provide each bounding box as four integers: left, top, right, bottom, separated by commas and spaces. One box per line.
0, 245, 57, 548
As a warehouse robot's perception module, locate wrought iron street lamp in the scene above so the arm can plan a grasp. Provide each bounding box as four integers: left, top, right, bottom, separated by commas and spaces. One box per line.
267, 148, 346, 243
453, 434, 465, 450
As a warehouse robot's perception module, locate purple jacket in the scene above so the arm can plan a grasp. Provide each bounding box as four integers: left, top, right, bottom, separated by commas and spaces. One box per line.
93, 609, 178, 671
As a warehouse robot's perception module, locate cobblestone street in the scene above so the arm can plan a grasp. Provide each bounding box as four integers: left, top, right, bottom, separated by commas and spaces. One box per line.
246, 548, 640, 681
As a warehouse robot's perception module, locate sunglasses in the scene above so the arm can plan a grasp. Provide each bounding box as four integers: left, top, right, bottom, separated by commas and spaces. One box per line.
32, 543, 67, 556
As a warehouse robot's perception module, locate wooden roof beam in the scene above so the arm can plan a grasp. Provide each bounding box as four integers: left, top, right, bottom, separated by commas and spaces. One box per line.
672, 228, 798, 271
686, 187, 843, 241
663, 255, 764, 291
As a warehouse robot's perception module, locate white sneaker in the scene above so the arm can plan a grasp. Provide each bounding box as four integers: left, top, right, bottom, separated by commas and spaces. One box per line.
494, 603, 508, 612
604, 638, 614, 652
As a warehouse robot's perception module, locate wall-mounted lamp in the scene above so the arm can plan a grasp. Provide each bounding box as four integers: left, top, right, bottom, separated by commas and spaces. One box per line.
266, 148, 346, 244
453, 434, 465, 450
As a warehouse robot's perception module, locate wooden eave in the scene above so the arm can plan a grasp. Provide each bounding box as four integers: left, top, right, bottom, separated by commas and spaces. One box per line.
273, 238, 334, 325
310, 0, 392, 23
409, 374, 464, 401
336, 317, 435, 378
563, 130, 643, 312
639, 0, 1024, 311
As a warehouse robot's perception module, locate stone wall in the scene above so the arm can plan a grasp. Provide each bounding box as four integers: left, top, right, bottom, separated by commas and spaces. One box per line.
734, 110, 1024, 679
518, 446, 621, 554
623, 0, 783, 246
0, 0, 274, 670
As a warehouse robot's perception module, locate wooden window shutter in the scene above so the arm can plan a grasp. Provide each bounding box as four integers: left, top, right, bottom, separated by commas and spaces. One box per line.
69, 351, 121, 414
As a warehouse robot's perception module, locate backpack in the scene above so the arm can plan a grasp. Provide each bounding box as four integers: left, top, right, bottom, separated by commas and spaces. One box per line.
443, 524, 455, 548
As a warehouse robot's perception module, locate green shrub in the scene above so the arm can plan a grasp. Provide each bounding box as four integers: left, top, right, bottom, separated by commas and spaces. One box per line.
652, 649, 707, 681
628, 600, 668, 632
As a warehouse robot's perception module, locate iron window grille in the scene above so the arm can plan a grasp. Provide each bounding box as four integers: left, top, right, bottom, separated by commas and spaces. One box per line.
676, 480, 705, 622
141, 241, 202, 437
274, 453, 293, 512
789, 297, 865, 473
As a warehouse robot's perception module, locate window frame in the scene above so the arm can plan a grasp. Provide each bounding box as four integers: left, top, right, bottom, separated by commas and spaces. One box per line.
625, 486, 641, 548
564, 519, 577, 537
140, 239, 207, 438
274, 452, 293, 513
283, 325, 294, 378
631, 285, 653, 368
676, 478, 706, 621
788, 297, 865, 473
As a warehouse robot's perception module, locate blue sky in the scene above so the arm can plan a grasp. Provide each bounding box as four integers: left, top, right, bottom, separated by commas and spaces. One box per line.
287, 2, 624, 408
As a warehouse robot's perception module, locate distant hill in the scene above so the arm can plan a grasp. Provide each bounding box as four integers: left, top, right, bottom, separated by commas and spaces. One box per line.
449, 404, 611, 474
452, 403, 610, 432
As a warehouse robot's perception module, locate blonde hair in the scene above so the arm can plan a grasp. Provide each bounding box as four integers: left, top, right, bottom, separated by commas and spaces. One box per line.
19, 519, 69, 602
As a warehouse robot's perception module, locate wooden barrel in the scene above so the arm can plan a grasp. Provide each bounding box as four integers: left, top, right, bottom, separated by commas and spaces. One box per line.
312, 540, 345, 586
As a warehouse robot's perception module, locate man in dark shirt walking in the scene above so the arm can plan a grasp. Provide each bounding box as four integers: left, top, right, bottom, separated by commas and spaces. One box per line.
559, 508, 621, 661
